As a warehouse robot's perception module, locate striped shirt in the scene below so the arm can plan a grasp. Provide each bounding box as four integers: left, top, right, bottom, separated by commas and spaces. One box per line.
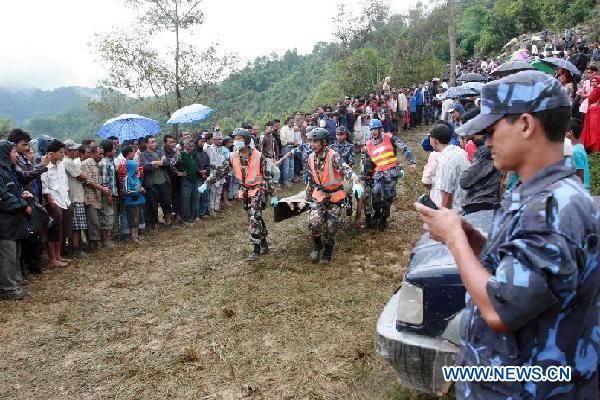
433, 144, 469, 211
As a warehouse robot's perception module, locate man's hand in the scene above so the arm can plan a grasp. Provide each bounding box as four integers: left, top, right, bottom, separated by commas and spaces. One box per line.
79, 171, 88, 180
107, 193, 113, 206
24, 206, 32, 215
409, 163, 417, 173
22, 191, 33, 199
414, 203, 465, 245
177, 171, 187, 177
41, 154, 51, 167
47, 196, 57, 209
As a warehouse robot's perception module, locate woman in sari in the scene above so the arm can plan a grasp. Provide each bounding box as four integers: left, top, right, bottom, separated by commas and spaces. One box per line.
581, 75, 600, 153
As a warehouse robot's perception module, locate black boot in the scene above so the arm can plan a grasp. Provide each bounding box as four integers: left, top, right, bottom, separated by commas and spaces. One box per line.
310, 237, 323, 263
364, 214, 376, 229
378, 217, 387, 231
260, 240, 269, 255
247, 244, 261, 262
320, 242, 333, 264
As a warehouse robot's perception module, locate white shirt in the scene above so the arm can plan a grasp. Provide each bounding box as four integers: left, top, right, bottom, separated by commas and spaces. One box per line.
441, 98, 454, 123
42, 160, 71, 209
279, 125, 295, 146
433, 145, 469, 211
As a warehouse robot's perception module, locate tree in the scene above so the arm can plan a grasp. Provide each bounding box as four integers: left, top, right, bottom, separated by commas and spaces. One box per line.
0, 119, 10, 140
448, 0, 457, 86
93, 0, 236, 135
332, 0, 391, 50
336, 48, 387, 96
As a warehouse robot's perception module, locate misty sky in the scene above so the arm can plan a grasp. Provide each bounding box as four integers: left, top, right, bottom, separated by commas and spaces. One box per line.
0, 0, 414, 90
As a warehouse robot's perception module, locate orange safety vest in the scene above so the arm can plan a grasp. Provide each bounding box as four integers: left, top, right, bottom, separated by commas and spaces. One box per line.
307, 149, 346, 203
229, 149, 265, 198
366, 132, 398, 172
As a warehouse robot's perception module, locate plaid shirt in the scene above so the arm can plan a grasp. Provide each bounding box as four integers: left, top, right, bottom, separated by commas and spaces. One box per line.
99, 157, 118, 196
82, 158, 101, 209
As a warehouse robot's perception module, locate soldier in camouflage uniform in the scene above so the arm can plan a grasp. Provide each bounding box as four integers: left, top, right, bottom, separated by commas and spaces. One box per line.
305, 128, 363, 263
200, 128, 284, 262
361, 118, 416, 230
417, 70, 600, 399
330, 126, 356, 216
330, 126, 355, 167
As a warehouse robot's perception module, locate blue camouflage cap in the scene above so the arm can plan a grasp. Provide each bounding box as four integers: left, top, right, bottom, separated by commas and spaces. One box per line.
456, 70, 571, 136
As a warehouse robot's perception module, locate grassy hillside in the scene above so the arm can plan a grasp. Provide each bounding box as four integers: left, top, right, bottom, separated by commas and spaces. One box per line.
1, 0, 597, 140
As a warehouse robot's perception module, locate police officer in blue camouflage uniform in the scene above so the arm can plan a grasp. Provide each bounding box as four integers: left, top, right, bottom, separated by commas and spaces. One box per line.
416, 70, 600, 399
330, 126, 355, 216
330, 126, 355, 167
361, 119, 416, 230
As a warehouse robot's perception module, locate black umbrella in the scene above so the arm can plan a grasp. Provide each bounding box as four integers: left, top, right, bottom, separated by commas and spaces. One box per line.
491, 61, 535, 78
457, 73, 487, 82
540, 57, 581, 76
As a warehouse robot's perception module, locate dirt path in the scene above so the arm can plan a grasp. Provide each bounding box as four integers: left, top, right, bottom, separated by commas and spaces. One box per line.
0, 131, 430, 400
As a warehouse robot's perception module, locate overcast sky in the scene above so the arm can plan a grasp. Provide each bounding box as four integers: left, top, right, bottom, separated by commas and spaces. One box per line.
0, 0, 414, 90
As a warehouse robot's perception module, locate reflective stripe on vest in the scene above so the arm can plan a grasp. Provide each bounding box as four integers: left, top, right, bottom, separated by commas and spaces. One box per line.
230, 149, 264, 198
366, 132, 397, 172
308, 149, 346, 203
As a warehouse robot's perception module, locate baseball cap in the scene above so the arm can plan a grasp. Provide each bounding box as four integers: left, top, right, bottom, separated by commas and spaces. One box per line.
458, 70, 571, 135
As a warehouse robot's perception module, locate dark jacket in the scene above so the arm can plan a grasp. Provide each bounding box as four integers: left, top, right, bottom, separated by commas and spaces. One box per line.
140, 148, 170, 187
0, 141, 29, 240
15, 154, 46, 201
459, 140, 501, 211
194, 148, 211, 184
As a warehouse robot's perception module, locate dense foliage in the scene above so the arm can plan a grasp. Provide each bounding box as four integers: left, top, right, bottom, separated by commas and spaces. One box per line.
0, 0, 596, 139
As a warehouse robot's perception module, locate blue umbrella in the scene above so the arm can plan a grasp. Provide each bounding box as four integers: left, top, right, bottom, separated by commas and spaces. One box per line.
96, 114, 161, 141
167, 103, 214, 124
539, 57, 581, 77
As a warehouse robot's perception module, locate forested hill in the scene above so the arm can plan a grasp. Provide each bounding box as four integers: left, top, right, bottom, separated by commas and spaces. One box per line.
1, 0, 597, 141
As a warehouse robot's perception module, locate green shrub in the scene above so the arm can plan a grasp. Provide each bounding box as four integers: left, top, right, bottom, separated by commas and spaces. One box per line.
588, 152, 600, 196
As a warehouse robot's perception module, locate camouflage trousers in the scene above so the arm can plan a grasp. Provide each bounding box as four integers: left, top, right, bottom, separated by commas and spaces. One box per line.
371, 177, 398, 219
244, 191, 268, 245
308, 200, 342, 246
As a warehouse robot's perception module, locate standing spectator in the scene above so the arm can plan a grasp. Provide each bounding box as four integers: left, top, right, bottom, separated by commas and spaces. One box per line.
414, 83, 424, 126
41, 140, 72, 268
9, 129, 48, 274
398, 90, 409, 133
123, 159, 145, 243
421, 150, 442, 207
82, 146, 108, 251
577, 65, 597, 119
429, 124, 469, 210
63, 141, 88, 258
164, 134, 185, 224
457, 111, 502, 214
441, 93, 454, 124
140, 136, 172, 228
567, 118, 590, 190
409, 93, 417, 129
194, 137, 211, 218
382, 76, 391, 93
206, 131, 226, 215
98, 140, 117, 247
259, 122, 281, 185
0, 140, 33, 300
180, 140, 199, 222
581, 75, 600, 152
279, 117, 296, 187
